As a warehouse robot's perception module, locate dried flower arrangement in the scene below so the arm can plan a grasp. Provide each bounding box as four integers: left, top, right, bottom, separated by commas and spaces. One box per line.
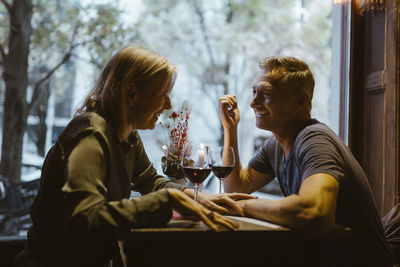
160, 102, 192, 179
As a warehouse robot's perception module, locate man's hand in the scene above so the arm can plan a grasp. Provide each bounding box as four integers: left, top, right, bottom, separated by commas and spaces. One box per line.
190, 190, 257, 216
167, 188, 239, 231
219, 94, 240, 129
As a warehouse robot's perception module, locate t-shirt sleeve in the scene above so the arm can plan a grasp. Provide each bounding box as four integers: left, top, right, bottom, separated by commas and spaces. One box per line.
248, 138, 274, 175
295, 129, 345, 183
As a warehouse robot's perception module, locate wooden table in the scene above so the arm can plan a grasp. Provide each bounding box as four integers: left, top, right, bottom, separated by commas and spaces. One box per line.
120, 216, 352, 267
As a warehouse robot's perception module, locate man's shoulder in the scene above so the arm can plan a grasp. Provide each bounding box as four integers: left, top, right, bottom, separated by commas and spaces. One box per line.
298, 120, 337, 141
260, 134, 280, 151
254, 134, 283, 164
293, 120, 344, 155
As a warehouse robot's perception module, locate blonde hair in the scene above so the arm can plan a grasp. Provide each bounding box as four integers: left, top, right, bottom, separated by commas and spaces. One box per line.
78, 45, 177, 139
259, 56, 315, 113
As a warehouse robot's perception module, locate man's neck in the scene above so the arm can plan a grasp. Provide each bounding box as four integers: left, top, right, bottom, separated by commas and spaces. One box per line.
274, 118, 311, 158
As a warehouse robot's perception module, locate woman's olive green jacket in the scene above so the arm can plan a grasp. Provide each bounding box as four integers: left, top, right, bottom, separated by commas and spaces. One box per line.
16, 111, 185, 267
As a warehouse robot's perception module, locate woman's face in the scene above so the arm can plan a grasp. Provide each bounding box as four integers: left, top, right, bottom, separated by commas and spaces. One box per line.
129, 80, 173, 130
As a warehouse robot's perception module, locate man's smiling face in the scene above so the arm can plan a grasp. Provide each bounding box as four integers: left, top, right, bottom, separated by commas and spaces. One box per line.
250, 70, 300, 133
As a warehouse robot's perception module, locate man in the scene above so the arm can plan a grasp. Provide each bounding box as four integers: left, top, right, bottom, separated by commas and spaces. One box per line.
219, 56, 394, 266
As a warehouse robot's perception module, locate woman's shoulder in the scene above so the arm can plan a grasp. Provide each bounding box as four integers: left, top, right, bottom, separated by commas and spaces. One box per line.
58, 112, 111, 144
75, 112, 108, 131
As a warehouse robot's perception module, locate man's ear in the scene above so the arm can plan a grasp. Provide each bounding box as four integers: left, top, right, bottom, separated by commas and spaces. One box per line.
297, 91, 308, 107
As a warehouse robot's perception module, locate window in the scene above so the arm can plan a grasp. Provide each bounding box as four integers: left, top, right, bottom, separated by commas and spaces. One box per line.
0, 0, 349, 235
130, 0, 338, 197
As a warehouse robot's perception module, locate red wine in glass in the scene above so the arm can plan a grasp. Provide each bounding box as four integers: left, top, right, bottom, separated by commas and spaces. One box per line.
182, 144, 211, 202
211, 166, 234, 179
206, 146, 235, 194
182, 167, 211, 184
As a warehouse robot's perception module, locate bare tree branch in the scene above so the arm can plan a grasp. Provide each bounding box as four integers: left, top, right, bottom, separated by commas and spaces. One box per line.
70, 38, 95, 50
27, 15, 99, 113
0, 0, 11, 12
192, 2, 216, 67
225, 0, 234, 23
0, 43, 5, 64
27, 28, 100, 113
72, 52, 102, 70
195, 81, 221, 135
28, 51, 72, 113
69, 21, 80, 47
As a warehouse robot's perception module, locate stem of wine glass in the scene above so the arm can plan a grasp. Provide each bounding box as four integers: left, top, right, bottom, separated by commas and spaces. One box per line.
194, 183, 199, 202
219, 178, 224, 194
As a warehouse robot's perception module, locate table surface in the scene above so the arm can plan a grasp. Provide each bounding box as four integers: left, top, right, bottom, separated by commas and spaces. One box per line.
121, 216, 352, 267
121, 215, 352, 241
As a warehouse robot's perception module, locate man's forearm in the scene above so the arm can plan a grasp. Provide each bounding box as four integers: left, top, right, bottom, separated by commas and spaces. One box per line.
242, 196, 335, 233
223, 126, 243, 192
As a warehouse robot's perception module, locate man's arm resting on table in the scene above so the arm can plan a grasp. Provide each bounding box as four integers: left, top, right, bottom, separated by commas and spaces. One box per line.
240, 173, 339, 233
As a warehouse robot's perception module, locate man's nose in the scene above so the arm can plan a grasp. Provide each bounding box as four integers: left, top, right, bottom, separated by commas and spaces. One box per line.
250, 93, 258, 108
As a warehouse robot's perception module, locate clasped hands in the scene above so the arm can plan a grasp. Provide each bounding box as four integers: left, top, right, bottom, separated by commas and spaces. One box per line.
196, 191, 256, 217
169, 188, 256, 232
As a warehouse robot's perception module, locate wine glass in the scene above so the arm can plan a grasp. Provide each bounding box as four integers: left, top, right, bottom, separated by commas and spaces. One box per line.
206, 146, 235, 194
181, 144, 211, 202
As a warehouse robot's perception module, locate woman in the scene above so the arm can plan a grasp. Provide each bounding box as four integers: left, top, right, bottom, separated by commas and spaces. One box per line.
15, 45, 246, 267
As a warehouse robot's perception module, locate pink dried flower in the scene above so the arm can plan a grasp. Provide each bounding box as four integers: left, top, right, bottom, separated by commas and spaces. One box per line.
160, 102, 192, 179
169, 112, 178, 119
161, 102, 191, 159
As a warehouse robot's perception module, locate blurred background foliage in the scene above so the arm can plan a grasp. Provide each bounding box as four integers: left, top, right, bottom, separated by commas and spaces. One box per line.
0, 0, 332, 235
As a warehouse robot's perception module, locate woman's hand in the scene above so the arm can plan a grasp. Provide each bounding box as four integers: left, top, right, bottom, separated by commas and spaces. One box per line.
167, 188, 239, 231
219, 94, 240, 130
197, 192, 257, 216
183, 188, 257, 216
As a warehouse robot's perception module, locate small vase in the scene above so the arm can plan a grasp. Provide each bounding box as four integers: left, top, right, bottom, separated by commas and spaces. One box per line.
161, 158, 185, 178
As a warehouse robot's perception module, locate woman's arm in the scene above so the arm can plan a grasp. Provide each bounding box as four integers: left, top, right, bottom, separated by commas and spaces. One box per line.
62, 135, 175, 243
62, 135, 238, 246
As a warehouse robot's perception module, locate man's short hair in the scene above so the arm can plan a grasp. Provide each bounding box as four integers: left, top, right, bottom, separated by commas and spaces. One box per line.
259, 56, 315, 104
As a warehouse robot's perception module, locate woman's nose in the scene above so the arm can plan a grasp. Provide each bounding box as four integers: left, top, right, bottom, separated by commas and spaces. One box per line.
164, 96, 172, 110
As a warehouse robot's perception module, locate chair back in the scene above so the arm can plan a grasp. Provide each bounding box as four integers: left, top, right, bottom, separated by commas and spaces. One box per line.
383, 203, 400, 263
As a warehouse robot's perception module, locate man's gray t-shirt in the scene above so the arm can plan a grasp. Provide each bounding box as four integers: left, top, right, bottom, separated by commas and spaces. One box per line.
249, 119, 393, 267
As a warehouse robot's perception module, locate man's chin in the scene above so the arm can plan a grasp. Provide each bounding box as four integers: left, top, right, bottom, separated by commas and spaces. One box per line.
255, 121, 270, 131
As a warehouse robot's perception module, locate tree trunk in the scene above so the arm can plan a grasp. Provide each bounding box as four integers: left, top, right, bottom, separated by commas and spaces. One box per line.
0, 0, 33, 184
28, 67, 50, 157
